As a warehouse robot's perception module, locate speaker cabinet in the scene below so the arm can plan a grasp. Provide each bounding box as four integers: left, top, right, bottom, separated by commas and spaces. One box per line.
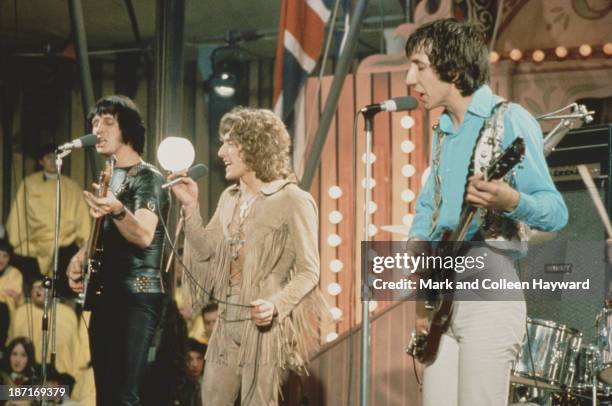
526, 124, 612, 343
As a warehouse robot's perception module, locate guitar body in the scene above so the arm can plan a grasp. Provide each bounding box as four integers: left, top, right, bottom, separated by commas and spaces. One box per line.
78, 157, 115, 310
81, 247, 104, 310
408, 138, 525, 365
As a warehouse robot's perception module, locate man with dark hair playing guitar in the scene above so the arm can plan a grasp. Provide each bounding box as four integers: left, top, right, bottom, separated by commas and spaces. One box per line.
66, 95, 168, 405
404, 20, 568, 405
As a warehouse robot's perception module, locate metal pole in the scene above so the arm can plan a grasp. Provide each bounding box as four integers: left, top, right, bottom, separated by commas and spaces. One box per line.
68, 0, 99, 178
360, 115, 374, 406
152, 0, 185, 161
41, 150, 70, 387
299, 0, 370, 190
153, 0, 186, 298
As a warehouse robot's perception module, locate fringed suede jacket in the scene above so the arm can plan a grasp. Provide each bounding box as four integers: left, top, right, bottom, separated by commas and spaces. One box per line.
183, 179, 328, 372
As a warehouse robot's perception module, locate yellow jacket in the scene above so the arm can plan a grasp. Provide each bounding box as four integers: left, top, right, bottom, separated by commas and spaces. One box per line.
9, 302, 80, 378
0, 266, 23, 313
7, 172, 91, 275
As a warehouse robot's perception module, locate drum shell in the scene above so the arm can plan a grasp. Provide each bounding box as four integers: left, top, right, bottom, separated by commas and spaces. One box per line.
597, 309, 612, 385
512, 318, 582, 388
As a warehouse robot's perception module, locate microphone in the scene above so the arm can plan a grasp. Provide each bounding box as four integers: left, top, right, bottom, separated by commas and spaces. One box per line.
360, 96, 418, 115
162, 164, 209, 189
56, 134, 98, 151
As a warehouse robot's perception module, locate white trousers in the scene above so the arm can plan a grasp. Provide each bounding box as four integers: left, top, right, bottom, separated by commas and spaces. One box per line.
422, 300, 527, 406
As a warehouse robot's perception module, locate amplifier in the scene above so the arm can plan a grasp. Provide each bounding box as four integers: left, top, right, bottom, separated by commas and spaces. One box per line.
547, 124, 612, 184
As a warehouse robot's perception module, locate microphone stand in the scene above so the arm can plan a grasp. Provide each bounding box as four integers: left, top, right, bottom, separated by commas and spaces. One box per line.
360, 111, 375, 406
537, 103, 594, 157
41, 149, 71, 388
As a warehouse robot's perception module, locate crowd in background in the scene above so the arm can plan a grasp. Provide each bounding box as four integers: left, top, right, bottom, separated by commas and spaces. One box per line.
0, 143, 216, 405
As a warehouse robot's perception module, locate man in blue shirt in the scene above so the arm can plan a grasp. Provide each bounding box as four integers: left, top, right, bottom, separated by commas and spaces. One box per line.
405, 19, 568, 405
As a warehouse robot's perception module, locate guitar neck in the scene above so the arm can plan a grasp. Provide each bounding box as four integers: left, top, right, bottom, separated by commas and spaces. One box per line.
84, 159, 114, 262
448, 207, 477, 242
446, 137, 525, 244
86, 216, 105, 258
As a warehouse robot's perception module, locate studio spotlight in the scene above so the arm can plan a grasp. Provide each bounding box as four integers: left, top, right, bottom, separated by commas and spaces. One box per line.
209, 49, 242, 99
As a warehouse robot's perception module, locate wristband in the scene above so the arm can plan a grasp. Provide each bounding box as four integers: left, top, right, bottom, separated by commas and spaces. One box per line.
111, 205, 127, 220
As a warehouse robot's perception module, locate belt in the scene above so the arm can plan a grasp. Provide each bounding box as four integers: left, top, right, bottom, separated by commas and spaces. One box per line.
117, 268, 163, 294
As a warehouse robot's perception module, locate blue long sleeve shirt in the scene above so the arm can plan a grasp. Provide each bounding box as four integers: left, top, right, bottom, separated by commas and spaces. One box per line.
409, 85, 568, 241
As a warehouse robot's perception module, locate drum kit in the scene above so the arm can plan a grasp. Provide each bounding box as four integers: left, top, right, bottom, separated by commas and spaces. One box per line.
509, 310, 612, 405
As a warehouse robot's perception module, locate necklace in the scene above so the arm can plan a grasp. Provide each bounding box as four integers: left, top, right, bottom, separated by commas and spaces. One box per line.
229, 192, 259, 261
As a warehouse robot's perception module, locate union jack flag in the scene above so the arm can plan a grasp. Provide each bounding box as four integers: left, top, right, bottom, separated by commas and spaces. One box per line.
273, 0, 332, 178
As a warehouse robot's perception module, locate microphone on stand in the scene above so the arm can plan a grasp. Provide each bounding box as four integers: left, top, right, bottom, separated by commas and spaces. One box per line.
56, 134, 98, 152
360, 96, 418, 115
161, 164, 209, 189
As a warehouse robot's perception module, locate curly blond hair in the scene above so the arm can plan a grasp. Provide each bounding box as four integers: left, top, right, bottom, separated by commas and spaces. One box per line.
218, 107, 292, 182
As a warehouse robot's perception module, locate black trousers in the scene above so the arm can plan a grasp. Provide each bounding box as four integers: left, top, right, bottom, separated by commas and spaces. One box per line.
89, 292, 163, 406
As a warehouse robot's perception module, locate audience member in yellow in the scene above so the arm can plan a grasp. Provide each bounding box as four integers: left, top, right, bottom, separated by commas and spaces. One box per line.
0, 239, 23, 349
70, 311, 96, 406
6, 143, 90, 278
8, 277, 80, 379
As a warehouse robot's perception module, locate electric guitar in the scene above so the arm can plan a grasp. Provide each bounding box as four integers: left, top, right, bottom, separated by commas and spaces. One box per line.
78, 156, 115, 310
407, 137, 525, 365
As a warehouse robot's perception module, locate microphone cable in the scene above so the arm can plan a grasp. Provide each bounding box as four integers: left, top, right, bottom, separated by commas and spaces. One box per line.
156, 202, 254, 310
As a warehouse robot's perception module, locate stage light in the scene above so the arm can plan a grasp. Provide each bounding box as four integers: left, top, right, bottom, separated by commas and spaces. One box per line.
403, 214, 414, 226
157, 137, 195, 172
326, 332, 339, 342
604, 43, 612, 56
362, 152, 376, 163
401, 189, 415, 203
489, 51, 500, 63
330, 307, 343, 320
330, 259, 343, 273
509, 49, 523, 61
579, 44, 592, 57
366, 201, 377, 214
327, 233, 342, 247
329, 210, 343, 224
401, 140, 415, 153
362, 178, 376, 189
327, 282, 342, 296
402, 164, 416, 178
401, 115, 415, 129
209, 48, 243, 99
532, 50, 545, 63
212, 74, 237, 97
555, 46, 568, 58
328, 186, 342, 199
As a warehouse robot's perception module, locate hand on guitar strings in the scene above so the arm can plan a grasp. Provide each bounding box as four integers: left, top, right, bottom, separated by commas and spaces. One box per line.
67, 248, 86, 293
466, 174, 520, 212
83, 183, 124, 218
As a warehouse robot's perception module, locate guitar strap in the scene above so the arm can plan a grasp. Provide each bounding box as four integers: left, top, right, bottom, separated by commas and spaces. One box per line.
471, 101, 528, 242
429, 124, 445, 236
